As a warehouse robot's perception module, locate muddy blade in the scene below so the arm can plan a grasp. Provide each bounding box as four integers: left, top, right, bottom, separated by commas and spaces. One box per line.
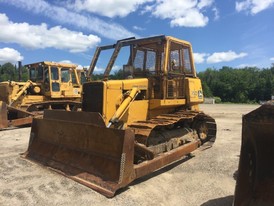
234, 105, 274, 206
0, 101, 8, 129
23, 110, 135, 197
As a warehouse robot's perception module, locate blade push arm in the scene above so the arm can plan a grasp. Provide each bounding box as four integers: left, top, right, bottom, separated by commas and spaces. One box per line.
107, 87, 140, 128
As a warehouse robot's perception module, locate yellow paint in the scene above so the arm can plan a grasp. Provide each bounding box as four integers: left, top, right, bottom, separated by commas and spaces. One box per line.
185, 78, 204, 104
98, 79, 149, 126
149, 99, 186, 109
109, 87, 140, 124
122, 78, 148, 90
122, 100, 149, 125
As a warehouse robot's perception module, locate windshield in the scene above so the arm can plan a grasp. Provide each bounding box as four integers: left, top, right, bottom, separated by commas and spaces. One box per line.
91, 38, 165, 80
29, 65, 44, 82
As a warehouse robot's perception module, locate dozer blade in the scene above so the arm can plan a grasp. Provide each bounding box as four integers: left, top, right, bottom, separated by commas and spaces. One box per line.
0, 101, 34, 129
0, 101, 8, 129
23, 110, 135, 197
234, 105, 274, 206
23, 110, 201, 197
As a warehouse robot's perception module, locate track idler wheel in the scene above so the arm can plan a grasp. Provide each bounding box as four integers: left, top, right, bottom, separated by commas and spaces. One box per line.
194, 121, 209, 143
192, 114, 217, 146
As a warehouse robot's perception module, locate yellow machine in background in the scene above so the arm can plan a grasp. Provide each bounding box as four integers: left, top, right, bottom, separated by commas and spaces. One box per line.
0, 61, 84, 129
24, 35, 217, 197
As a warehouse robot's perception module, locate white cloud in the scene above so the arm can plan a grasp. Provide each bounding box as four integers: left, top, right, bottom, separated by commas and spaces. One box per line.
59, 60, 84, 70
93, 65, 121, 74
0, 13, 100, 52
170, 10, 209, 27
141, 5, 154, 14
193, 53, 208, 64
112, 65, 121, 73
70, 0, 153, 18
2, 0, 136, 40
57, 60, 83, 70
212, 7, 220, 20
60, 60, 73, 64
94, 66, 105, 73
0, 48, 24, 64
236, 63, 257, 68
150, 0, 214, 27
207, 51, 248, 63
76, 65, 84, 70
133, 25, 146, 31
236, 0, 274, 14
198, 0, 214, 9
270, 57, 274, 61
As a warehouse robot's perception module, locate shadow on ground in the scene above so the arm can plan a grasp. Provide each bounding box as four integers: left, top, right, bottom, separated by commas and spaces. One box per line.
201, 195, 234, 206
116, 154, 194, 195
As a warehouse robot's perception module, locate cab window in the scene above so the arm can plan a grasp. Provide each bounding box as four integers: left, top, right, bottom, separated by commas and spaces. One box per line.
133, 50, 145, 74
29, 68, 36, 81
183, 48, 192, 73
71, 70, 77, 84
37, 65, 43, 81
61, 68, 70, 82
132, 49, 156, 76
44, 68, 49, 83
168, 41, 194, 76
51, 67, 59, 80
146, 51, 156, 73
80, 72, 86, 84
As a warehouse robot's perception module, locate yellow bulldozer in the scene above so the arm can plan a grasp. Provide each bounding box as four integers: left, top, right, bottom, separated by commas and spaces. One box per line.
0, 61, 85, 129
23, 35, 217, 197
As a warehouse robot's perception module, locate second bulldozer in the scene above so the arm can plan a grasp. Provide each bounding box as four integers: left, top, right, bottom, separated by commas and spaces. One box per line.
24, 35, 217, 197
0, 61, 85, 129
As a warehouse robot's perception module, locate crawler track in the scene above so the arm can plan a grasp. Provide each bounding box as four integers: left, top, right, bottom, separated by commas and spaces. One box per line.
128, 109, 217, 161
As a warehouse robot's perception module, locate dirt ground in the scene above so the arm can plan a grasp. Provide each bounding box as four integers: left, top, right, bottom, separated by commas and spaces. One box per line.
0, 104, 259, 206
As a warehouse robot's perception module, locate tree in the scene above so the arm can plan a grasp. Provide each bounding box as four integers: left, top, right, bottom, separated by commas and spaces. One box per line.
0, 63, 16, 81
198, 66, 274, 103
0, 63, 29, 82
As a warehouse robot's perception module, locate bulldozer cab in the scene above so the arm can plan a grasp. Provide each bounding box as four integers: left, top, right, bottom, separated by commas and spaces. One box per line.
88, 35, 201, 107
89, 35, 196, 79
26, 61, 82, 99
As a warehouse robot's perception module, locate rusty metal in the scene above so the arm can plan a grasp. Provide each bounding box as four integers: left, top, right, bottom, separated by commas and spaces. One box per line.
0, 101, 8, 129
9, 116, 34, 127
134, 140, 199, 179
23, 110, 135, 197
234, 105, 274, 206
1, 101, 35, 129
0, 100, 82, 130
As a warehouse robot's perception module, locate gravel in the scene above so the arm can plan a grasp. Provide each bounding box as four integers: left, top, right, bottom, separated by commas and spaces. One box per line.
0, 104, 259, 206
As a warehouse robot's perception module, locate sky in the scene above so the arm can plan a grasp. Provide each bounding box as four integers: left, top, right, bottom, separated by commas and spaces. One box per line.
0, 0, 274, 73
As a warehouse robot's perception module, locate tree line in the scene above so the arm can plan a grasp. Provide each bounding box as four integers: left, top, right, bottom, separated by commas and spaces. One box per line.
0, 62, 28, 82
1, 62, 273, 103
198, 65, 274, 103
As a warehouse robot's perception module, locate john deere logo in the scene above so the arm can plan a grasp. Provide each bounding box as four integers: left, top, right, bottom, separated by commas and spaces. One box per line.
198, 90, 203, 99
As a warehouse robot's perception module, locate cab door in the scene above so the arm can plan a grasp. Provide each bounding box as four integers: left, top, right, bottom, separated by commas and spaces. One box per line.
60, 67, 81, 98
49, 66, 60, 98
